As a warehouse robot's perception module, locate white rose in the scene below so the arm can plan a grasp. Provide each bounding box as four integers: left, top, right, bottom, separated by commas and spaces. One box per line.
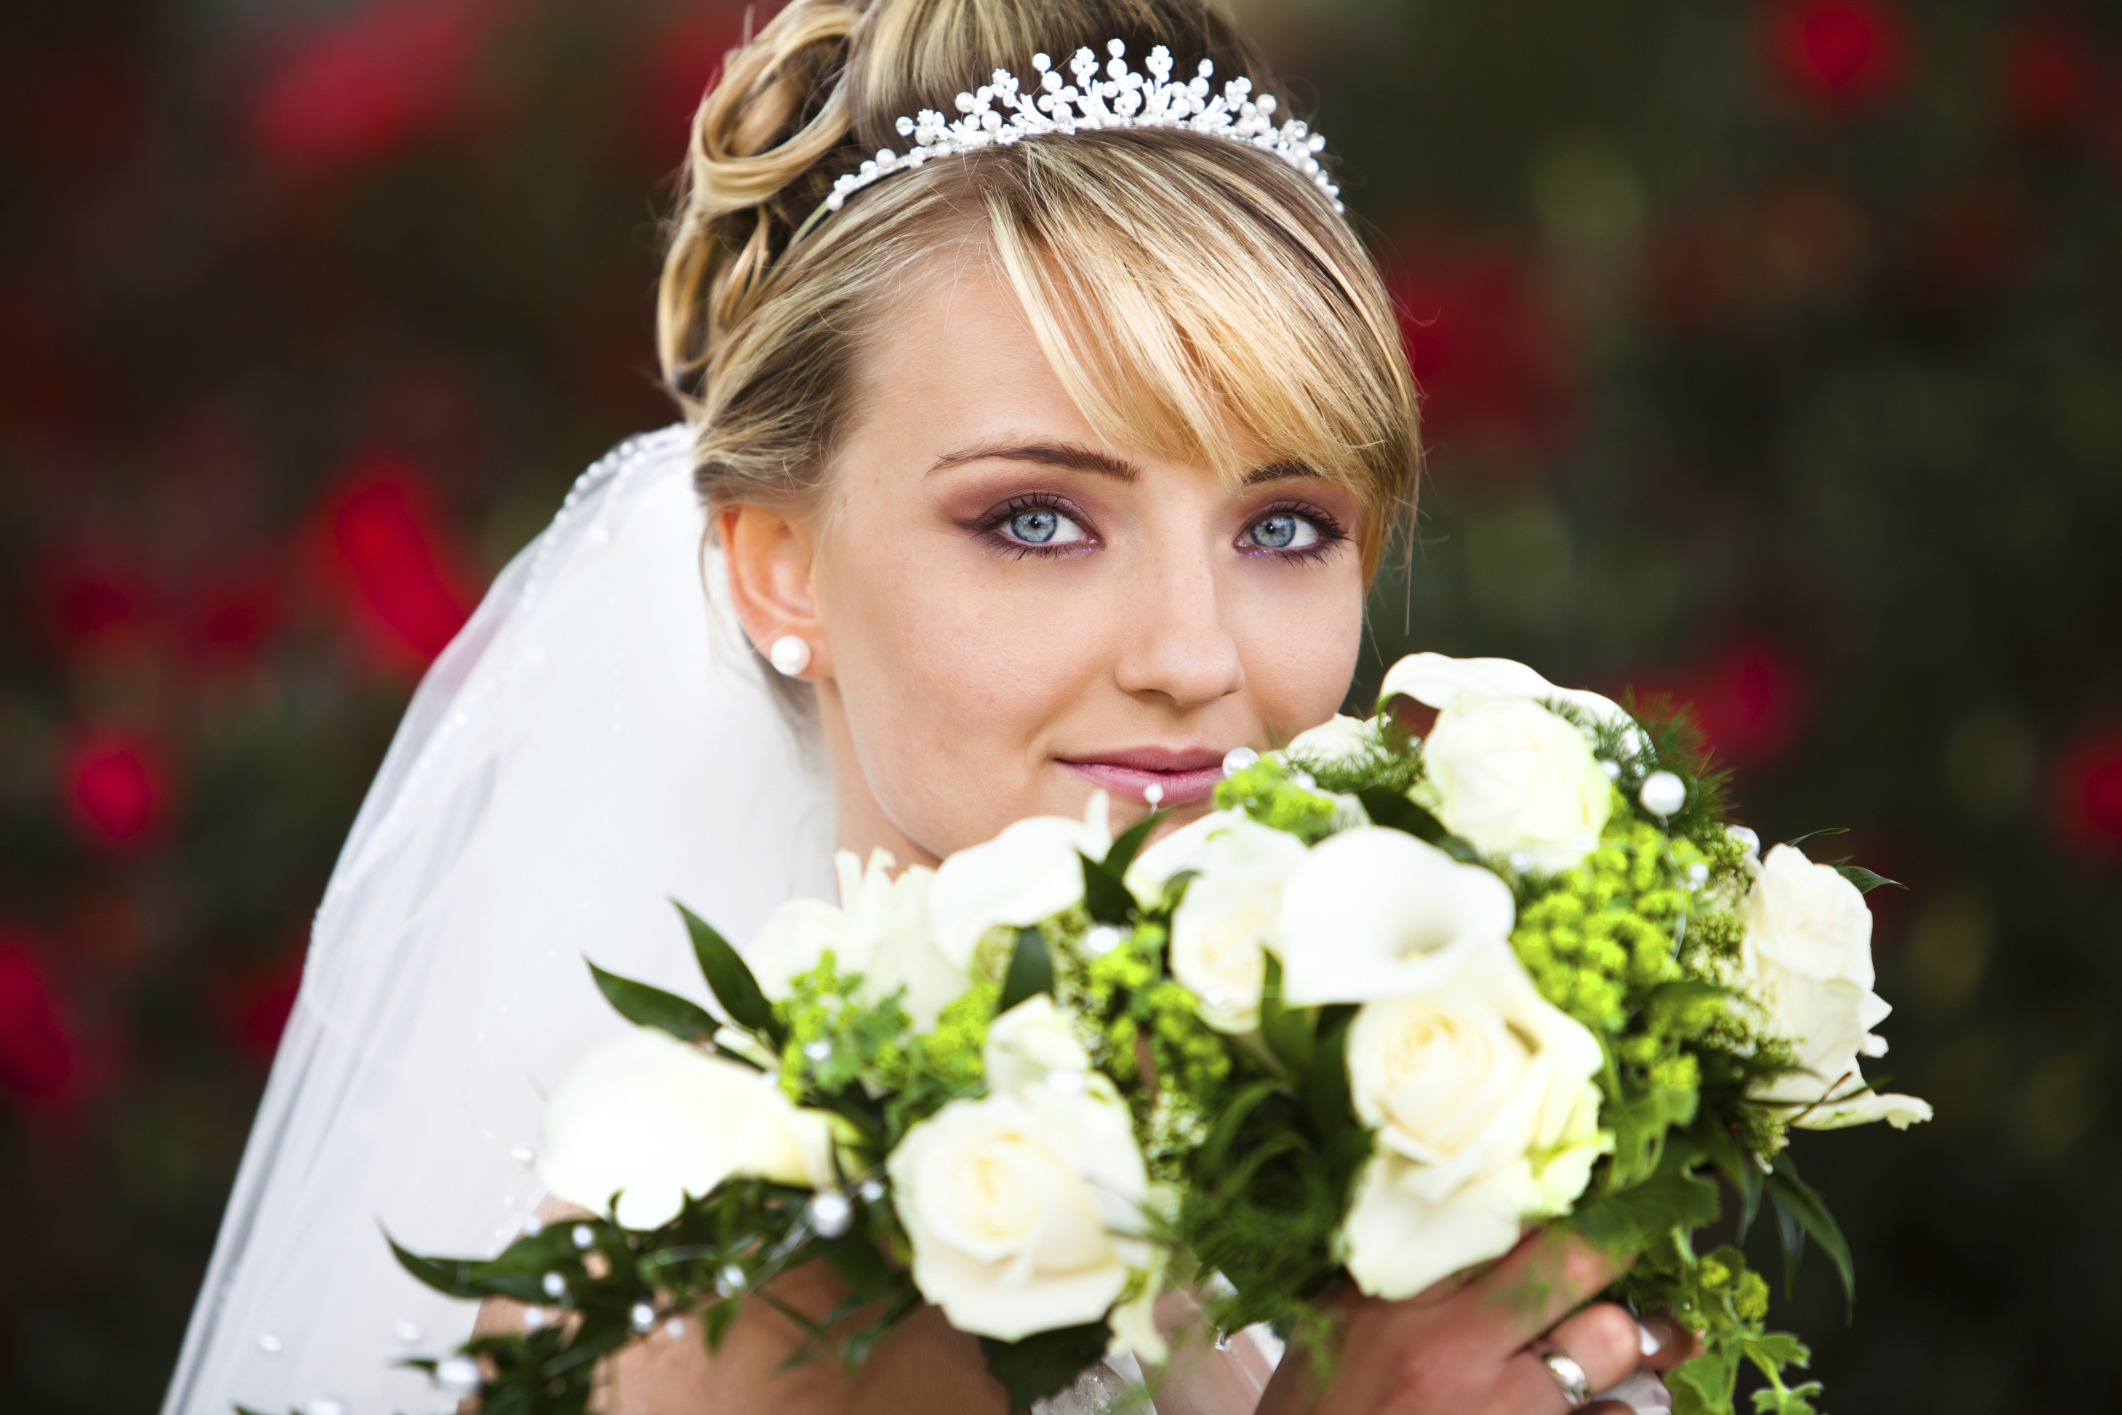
1423, 697, 1615, 872
1274, 828, 1517, 1006
1137, 815, 1311, 1031
929, 794, 1112, 973
538, 1028, 836, 1230
748, 849, 971, 1030
1741, 845, 1931, 1131
889, 1002, 1150, 1341
1283, 713, 1377, 763
1340, 941, 1608, 1300
1378, 652, 1634, 739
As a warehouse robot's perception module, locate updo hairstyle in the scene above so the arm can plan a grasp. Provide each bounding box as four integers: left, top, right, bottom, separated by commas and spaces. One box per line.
657, 0, 1419, 578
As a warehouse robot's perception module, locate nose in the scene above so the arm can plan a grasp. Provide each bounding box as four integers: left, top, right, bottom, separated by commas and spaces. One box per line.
1111, 542, 1244, 709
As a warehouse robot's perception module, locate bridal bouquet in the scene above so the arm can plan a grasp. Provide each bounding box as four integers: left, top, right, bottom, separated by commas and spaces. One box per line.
386, 653, 1928, 1415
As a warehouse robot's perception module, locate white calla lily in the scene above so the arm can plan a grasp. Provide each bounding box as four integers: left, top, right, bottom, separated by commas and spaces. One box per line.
1274, 828, 1516, 1006
537, 1028, 835, 1230
928, 793, 1112, 972
1378, 652, 1632, 735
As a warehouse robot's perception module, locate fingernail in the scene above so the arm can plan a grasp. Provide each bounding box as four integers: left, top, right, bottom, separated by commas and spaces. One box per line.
1637, 1321, 1662, 1357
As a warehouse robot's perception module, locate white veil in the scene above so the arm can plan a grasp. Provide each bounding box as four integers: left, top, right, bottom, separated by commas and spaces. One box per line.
162, 427, 838, 1415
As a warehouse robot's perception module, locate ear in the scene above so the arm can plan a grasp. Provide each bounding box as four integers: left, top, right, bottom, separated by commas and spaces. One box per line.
717, 501, 830, 680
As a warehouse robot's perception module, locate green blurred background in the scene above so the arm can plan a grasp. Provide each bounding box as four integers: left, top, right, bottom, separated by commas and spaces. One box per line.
2, 0, 2117, 1409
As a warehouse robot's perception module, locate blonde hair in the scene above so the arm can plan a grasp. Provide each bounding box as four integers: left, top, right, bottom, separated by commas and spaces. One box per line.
658, 0, 1418, 578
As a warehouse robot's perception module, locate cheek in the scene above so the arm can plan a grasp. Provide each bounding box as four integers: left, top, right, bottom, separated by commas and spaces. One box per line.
1230, 565, 1366, 734
816, 525, 1105, 848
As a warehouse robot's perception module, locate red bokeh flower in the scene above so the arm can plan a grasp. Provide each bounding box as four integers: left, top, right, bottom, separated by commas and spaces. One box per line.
317, 452, 476, 670
2051, 729, 2122, 861
61, 729, 169, 848
251, 0, 495, 175
641, 11, 750, 157
1624, 640, 1810, 768
0, 934, 77, 1104
1766, 0, 1909, 113
185, 559, 286, 666
2001, 16, 2100, 141
1389, 243, 1573, 462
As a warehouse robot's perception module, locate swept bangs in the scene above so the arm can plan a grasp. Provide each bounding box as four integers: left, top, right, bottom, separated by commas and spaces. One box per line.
978, 130, 1418, 577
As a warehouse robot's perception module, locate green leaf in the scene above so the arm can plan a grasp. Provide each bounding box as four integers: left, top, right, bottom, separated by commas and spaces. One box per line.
1688, 1111, 1764, 1239
676, 900, 780, 1042
589, 961, 719, 1043
978, 1322, 1113, 1409
385, 1230, 485, 1299
1833, 863, 1906, 894
1666, 1349, 1737, 1415
1572, 1140, 1720, 1255
1765, 1153, 1855, 1318
818, 1229, 897, 1303
1781, 827, 1848, 850
1772, 1198, 1807, 1299
998, 926, 1055, 1015
1352, 788, 1478, 861
1198, 1078, 1284, 1176
1078, 850, 1136, 925
1257, 953, 1316, 1076
1103, 810, 1161, 879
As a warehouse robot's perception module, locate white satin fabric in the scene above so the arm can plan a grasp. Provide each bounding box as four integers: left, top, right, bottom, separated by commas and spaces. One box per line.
162, 427, 838, 1415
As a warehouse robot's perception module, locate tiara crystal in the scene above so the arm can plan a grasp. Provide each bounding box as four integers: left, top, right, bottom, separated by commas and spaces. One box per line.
824, 39, 1341, 215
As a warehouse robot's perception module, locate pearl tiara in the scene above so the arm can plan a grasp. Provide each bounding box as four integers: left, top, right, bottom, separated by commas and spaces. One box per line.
823, 39, 1342, 216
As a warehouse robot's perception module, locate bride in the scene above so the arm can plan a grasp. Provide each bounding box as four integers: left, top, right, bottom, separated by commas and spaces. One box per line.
163, 1, 1692, 1411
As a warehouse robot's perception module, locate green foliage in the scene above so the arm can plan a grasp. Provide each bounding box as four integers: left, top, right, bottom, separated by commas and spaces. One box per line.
998, 925, 1057, 1013
587, 960, 721, 1047
977, 1323, 1117, 1409
678, 901, 783, 1045
1212, 757, 1342, 842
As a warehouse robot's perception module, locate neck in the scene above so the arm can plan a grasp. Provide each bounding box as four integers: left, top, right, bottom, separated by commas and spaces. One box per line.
815, 680, 943, 876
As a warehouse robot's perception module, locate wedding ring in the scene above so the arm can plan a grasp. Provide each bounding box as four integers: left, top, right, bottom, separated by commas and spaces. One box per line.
1539, 1349, 1594, 1408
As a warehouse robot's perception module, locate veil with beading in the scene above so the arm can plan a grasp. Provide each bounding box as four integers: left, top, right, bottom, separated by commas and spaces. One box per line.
161, 427, 838, 1415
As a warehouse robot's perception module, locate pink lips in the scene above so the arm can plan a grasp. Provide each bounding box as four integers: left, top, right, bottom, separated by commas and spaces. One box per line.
1060, 747, 1227, 808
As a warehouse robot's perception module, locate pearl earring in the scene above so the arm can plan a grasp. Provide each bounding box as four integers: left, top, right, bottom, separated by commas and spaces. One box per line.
767, 635, 811, 677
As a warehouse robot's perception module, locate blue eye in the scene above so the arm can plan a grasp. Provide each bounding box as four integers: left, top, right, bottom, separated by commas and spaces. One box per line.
1246, 511, 1319, 551
1011, 508, 1061, 543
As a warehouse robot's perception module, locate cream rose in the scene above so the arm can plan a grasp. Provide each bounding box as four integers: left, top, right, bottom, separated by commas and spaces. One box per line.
1274, 827, 1517, 1006
928, 794, 1112, 974
1339, 941, 1608, 1299
1741, 845, 1931, 1130
889, 998, 1150, 1340
1422, 697, 1614, 873
747, 848, 971, 1030
538, 1028, 836, 1230
1154, 816, 1313, 1031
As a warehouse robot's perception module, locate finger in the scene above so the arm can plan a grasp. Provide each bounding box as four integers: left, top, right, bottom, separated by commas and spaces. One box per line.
1495, 1348, 1600, 1414
1633, 1312, 1701, 1373
1540, 1301, 1645, 1394
1465, 1228, 1633, 1347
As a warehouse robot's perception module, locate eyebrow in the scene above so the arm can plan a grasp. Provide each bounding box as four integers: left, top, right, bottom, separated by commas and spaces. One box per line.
927, 440, 1320, 487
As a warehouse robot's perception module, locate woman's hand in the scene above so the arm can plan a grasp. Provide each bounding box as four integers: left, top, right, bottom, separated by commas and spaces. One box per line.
1255, 1230, 1697, 1415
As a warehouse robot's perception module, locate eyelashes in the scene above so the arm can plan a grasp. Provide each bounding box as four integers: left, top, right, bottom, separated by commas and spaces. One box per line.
966, 493, 1350, 563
